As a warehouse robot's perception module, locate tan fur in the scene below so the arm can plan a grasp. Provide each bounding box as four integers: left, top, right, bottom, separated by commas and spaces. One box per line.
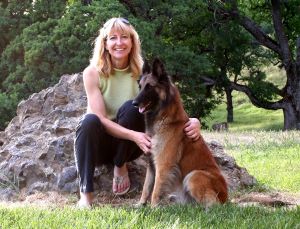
135, 62, 228, 208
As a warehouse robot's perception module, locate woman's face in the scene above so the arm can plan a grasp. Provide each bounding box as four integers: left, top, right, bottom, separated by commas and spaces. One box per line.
105, 29, 132, 67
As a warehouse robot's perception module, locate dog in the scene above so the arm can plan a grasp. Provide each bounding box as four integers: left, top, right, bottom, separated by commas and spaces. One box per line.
132, 58, 228, 208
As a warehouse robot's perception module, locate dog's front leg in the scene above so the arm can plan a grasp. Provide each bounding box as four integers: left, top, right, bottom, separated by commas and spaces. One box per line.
150, 165, 171, 207
137, 163, 155, 206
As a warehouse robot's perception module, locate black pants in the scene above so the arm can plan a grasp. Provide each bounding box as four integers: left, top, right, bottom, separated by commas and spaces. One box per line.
74, 100, 145, 193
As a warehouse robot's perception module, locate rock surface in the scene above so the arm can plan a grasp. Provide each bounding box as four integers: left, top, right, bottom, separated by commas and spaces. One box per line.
0, 73, 256, 201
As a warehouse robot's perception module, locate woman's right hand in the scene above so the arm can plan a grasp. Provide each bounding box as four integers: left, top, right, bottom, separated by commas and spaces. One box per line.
132, 131, 151, 154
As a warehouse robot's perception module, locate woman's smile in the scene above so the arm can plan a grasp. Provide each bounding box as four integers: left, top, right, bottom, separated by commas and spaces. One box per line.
106, 30, 132, 68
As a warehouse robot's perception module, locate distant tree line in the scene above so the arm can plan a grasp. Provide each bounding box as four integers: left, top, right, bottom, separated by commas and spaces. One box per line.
0, 0, 299, 130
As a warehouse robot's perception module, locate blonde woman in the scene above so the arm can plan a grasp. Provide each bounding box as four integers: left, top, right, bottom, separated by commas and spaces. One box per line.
74, 17, 201, 208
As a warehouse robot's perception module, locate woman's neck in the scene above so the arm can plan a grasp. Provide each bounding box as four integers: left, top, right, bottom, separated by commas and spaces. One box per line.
112, 58, 129, 69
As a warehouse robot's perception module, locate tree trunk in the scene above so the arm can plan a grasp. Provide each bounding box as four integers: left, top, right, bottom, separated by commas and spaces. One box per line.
282, 102, 300, 130
225, 87, 233, 122
283, 62, 300, 130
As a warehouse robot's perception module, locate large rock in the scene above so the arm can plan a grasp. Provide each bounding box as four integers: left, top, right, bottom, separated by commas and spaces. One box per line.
0, 73, 256, 201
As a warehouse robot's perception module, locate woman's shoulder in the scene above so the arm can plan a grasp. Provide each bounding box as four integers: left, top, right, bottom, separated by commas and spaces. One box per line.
83, 65, 102, 83
83, 65, 99, 77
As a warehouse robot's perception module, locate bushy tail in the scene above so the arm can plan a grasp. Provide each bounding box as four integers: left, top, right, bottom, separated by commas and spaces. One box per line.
183, 170, 228, 207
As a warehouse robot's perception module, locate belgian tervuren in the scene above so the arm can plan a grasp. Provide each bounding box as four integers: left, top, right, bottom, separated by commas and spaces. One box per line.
133, 58, 228, 208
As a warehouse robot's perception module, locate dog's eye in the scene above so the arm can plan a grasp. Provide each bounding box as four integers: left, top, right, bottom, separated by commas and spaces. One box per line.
145, 84, 152, 90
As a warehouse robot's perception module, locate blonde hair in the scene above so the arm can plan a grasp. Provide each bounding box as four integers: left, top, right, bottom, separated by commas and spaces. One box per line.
90, 17, 143, 79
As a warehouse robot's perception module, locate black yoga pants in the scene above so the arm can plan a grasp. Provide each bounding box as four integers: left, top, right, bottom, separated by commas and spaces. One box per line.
74, 100, 145, 193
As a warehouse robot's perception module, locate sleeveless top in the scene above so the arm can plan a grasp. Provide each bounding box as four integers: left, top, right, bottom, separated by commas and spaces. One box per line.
99, 67, 139, 120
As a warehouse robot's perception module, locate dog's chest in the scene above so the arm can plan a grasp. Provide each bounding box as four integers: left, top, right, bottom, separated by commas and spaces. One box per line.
150, 134, 166, 157
148, 119, 173, 157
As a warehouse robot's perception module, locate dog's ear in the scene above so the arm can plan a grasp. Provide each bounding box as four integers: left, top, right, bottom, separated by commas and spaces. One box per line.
142, 60, 151, 74
152, 58, 168, 81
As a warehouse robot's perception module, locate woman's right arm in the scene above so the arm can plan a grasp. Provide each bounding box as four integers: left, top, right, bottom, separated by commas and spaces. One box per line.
82, 66, 151, 153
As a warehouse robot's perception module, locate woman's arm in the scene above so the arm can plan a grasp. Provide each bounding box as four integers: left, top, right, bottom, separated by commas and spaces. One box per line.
83, 66, 151, 153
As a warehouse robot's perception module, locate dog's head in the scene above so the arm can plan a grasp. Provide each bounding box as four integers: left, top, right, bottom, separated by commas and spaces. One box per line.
133, 58, 172, 114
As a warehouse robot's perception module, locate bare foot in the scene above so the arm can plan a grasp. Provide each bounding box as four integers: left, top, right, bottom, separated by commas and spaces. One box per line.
113, 164, 130, 195
77, 192, 93, 208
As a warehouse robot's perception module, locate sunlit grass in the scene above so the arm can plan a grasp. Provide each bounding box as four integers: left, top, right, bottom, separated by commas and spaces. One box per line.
203, 130, 300, 193
0, 204, 299, 229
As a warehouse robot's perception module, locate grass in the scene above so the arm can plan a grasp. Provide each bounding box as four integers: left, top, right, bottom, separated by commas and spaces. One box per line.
204, 130, 300, 193
0, 204, 299, 228
205, 91, 284, 131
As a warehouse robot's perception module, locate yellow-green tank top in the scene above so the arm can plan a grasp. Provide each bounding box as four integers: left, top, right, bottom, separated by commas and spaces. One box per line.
99, 67, 139, 120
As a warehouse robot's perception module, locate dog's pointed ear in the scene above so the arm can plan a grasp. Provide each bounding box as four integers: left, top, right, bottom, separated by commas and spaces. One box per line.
152, 58, 167, 81
142, 60, 151, 74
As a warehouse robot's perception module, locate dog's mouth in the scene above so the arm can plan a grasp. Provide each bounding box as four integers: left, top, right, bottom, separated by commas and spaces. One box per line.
138, 102, 152, 114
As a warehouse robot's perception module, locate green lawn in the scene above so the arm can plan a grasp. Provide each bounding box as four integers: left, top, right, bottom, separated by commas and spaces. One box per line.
203, 130, 300, 193
0, 204, 299, 228
205, 91, 283, 131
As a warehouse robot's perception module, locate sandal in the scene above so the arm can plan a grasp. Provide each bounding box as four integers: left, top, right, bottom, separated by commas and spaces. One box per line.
113, 173, 131, 196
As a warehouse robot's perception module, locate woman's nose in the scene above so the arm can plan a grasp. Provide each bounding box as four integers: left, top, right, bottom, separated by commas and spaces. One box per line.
116, 37, 122, 44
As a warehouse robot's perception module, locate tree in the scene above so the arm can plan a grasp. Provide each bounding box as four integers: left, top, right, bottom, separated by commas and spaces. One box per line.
208, 0, 300, 130
121, 0, 223, 120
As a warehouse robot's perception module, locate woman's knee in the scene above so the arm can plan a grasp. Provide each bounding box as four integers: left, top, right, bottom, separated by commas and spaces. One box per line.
79, 114, 103, 132
116, 100, 144, 130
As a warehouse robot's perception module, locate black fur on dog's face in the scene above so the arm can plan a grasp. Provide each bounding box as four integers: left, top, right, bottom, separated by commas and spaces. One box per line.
132, 58, 171, 114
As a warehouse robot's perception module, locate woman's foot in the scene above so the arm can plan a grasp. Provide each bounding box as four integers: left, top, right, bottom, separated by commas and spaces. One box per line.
113, 164, 131, 195
77, 192, 93, 208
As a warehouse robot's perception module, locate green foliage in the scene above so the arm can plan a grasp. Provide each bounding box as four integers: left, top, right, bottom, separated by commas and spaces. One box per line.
0, 92, 18, 130
0, 0, 32, 54
246, 70, 279, 101
0, 0, 133, 128
126, 1, 222, 118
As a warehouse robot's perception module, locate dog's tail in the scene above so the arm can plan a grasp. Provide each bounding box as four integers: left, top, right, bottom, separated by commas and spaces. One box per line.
183, 170, 228, 207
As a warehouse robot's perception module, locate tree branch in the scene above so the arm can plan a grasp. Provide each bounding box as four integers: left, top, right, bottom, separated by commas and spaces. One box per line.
208, 1, 281, 55
230, 11, 281, 55
271, 0, 292, 68
230, 82, 284, 110
199, 76, 216, 86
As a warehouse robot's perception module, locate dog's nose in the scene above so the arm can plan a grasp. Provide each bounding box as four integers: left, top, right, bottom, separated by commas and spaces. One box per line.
132, 100, 139, 107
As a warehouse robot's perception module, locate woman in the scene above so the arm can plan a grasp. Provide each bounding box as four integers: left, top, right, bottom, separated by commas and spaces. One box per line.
74, 17, 201, 208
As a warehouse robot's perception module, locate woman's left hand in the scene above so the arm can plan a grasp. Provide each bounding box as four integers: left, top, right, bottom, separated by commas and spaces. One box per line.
184, 118, 201, 141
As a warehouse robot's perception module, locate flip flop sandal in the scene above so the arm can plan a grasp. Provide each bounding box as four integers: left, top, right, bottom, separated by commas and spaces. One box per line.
113, 174, 131, 196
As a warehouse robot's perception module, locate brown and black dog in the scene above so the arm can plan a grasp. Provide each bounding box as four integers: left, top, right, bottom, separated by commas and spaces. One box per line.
133, 58, 228, 208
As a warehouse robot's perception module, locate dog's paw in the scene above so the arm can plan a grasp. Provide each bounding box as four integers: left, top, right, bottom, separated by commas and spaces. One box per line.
133, 201, 147, 208
150, 203, 159, 208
